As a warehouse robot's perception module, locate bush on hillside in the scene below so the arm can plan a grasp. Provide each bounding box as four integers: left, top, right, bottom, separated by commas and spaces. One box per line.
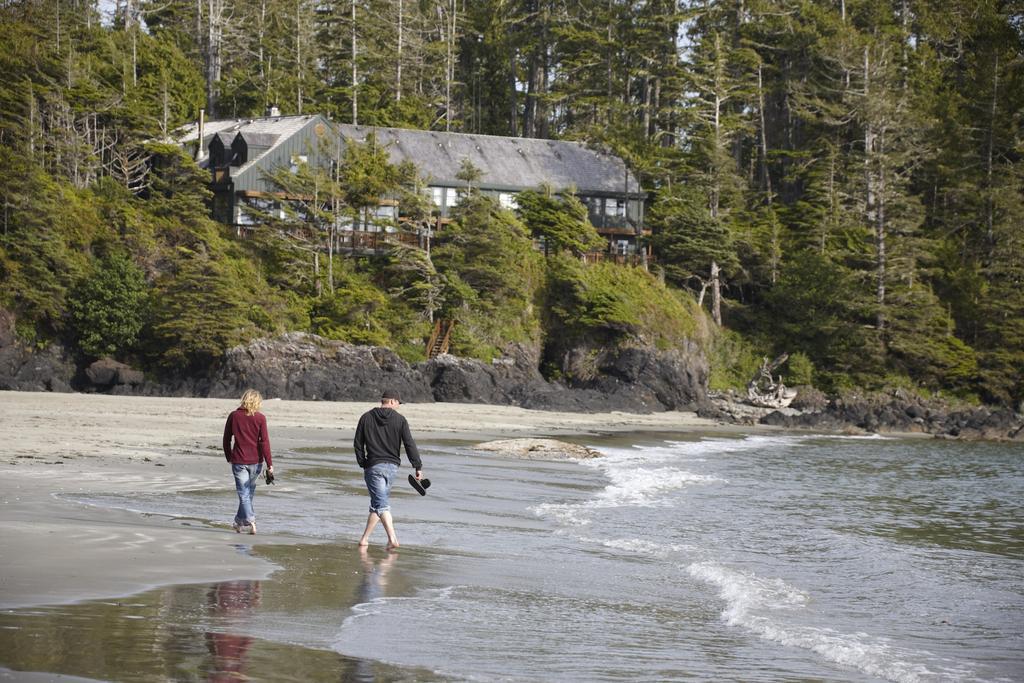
68, 252, 149, 359
544, 254, 707, 350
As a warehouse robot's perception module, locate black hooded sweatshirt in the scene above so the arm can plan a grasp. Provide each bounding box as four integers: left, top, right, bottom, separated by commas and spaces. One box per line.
354, 407, 422, 470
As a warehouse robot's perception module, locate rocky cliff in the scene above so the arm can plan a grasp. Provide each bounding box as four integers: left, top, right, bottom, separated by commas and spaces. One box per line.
0, 310, 75, 393
205, 333, 433, 403
3, 318, 1021, 439
208, 333, 710, 413
758, 390, 1024, 441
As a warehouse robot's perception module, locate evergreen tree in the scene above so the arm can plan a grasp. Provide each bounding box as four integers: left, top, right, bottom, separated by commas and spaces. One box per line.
68, 252, 149, 359
515, 187, 603, 257
432, 195, 542, 355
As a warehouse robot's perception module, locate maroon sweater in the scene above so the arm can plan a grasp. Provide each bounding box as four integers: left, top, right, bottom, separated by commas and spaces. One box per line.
223, 409, 273, 467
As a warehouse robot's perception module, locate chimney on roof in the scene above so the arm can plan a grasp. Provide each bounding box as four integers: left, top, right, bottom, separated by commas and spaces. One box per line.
196, 109, 205, 161
266, 105, 281, 117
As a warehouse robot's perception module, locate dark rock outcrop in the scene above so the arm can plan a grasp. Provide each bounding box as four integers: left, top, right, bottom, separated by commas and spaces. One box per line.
205, 332, 433, 402
788, 385, 828, 412
418, 339, 711, 413
0, 310, 75, 392
556, 341, 710, 413
417, 349, 612, 413
759, 391, 1024, 441
0, 320, 713, 413
8, 320, 1018, 440
419, 352, 540, 405
199, 333, 712, 414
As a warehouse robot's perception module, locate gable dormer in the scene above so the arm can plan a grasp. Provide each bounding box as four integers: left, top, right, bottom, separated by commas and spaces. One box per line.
208, 134, 227, 168
230, 133, 248, 166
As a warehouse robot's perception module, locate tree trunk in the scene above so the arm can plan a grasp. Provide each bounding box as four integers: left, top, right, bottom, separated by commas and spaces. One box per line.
757, 62, 772, 201
986, 54, 998, 257
525, 51, 538, 137
863, 47, 885, 330
444, 0, 456, 131
127, 0, 138, 89
296, 0, 304, 114
875, 133, 887, 330
711, 259, 722, 325
328, 220, 335, 294
205, 0, 224, 118
396, 0, 403, 102
652, 76, 661, 140
258, 0, 267, 107
314, 252, 321, 297
351, 0, 358, 124
508, 49, 518, 136
642, 76, 651, 136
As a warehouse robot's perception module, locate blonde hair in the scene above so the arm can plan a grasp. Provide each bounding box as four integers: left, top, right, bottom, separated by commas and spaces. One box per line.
240, 389, 263, 416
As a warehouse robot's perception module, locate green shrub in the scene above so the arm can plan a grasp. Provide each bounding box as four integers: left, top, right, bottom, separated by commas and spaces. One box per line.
545, 255, 704, 350
785, 352, 814, 386
68, 253, 149, 359
708, 328, 763, 391
310, 284, 390, 346
432, 196, 544, 359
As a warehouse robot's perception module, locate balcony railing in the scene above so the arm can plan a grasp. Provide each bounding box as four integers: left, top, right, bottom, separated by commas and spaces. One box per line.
234, 224, 650, 267
337, 230, 423, 251
236, 225, 426, 253
581, 252, 651, 267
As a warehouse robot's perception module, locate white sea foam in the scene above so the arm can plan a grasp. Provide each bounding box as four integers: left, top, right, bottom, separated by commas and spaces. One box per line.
579, 536, 696, 557
338, 585, 460, 631
687, 561, 978, 683
594, 433, 808, 464
530, 500, 594, 526
531, 464, 722, 526
599, 465, 724, 506
532, 437, 730, 526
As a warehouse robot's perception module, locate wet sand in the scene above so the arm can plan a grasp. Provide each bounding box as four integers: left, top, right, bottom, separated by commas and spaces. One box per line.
0, 391, 721, 610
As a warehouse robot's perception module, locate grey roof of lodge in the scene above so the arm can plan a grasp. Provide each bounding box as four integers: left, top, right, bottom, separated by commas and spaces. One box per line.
174, 115, 315, 146
238, 132, 281, 149
335, 124, 642, 196
172, 115, 643, 197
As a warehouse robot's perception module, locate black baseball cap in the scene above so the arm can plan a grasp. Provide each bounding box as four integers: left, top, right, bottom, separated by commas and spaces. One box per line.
381, 389, 402, 403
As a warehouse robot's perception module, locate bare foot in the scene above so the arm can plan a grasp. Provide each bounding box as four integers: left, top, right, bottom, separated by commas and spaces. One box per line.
386, 539, 400, 551
357, 539, 369, 547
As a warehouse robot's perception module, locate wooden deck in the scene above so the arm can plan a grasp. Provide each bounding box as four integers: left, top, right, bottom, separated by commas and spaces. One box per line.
235, 224, 650, 266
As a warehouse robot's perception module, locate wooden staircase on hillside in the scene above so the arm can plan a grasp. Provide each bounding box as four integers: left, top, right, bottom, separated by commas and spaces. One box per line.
426, 319, 456, 359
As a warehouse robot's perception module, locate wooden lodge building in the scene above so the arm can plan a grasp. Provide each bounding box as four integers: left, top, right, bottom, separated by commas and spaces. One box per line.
174, 112, 649, 264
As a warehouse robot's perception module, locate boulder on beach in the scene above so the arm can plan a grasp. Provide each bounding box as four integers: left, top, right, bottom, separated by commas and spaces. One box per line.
474, 438, 602, 460
85, 358, 144, 387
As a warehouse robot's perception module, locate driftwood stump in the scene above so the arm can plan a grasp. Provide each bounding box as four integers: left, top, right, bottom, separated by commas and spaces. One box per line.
746, 353, 798, 408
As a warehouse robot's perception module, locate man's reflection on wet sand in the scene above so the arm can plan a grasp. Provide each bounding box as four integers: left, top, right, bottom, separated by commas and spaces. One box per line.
347, 547, 399, 682
357, 545, 397, 603
204, 580, 262, 682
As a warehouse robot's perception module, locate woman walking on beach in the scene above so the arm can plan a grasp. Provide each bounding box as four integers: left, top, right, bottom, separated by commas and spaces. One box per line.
223, 389, 274, 534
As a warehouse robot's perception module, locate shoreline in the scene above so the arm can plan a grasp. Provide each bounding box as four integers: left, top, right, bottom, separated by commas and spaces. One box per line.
0, 390, 729, 610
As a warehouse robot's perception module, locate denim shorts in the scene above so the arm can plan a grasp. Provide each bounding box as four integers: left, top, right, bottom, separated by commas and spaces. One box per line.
364, 462, 399, 515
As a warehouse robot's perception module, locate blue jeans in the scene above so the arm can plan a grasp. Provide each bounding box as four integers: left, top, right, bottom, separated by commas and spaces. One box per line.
364, 462, 399, 515
232, 463, 262, 525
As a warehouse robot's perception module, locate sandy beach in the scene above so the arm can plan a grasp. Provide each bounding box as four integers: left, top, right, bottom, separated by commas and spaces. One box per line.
0, 390, 719, 610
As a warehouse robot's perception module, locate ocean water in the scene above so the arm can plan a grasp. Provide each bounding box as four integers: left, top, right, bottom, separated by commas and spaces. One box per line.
1, 431, 1022, 682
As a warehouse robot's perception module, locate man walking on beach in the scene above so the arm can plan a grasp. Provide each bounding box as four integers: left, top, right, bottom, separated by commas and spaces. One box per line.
354, 389, 423, 550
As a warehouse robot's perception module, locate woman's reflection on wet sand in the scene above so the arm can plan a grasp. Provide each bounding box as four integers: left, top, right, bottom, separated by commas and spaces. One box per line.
204, 580, 262, 682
